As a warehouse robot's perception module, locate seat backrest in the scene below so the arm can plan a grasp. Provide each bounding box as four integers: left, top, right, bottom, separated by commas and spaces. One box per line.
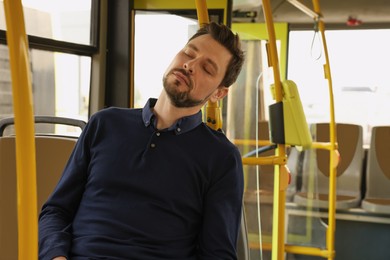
365, 126, 390, 198
242, 121, 275, 191
257, 121, 275, 191
0, 116, 85, 260
314, 123, 364, 197
0, 137, 18, 259
295, 123, 364, 209
0, 136, 77, 259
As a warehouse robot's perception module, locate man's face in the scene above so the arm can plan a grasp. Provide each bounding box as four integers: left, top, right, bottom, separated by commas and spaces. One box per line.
163, 34, 232, 108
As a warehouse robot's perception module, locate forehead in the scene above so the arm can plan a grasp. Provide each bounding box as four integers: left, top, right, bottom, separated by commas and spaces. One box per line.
187, 34, 232, 72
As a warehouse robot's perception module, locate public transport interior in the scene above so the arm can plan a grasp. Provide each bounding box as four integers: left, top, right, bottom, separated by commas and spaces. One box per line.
0, 0, 390, 259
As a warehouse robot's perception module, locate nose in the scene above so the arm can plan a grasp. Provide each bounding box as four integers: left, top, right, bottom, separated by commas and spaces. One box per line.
183, 62, 194, 74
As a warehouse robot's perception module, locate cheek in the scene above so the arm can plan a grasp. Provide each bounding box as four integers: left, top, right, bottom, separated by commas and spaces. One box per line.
164, 55, 183, 74
192, 79, 219, 97
197, 77, 221, 91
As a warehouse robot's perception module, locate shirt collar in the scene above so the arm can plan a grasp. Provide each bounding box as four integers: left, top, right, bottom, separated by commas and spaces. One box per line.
142, 98, 203, 135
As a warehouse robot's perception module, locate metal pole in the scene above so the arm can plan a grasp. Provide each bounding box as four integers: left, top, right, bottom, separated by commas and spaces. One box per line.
3, 0, 38, 258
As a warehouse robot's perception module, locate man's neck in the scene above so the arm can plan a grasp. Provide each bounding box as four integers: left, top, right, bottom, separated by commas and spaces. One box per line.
153, 92, 201, 130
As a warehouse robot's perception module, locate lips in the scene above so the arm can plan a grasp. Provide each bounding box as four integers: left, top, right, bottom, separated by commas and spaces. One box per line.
172, 70, 190, 87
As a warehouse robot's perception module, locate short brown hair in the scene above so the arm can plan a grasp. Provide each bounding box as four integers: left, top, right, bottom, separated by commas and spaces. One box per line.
188, 22, 245, 87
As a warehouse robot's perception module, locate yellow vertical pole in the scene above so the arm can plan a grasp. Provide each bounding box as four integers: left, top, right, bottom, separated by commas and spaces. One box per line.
3, 0, 38, 259
312, 1, 336, 259
261, 0, 287, 259
195, 0, 210, 26
195, 0, 223, 131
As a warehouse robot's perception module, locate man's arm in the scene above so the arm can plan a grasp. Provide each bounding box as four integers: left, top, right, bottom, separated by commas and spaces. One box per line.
197, 148, 244, 259
39, 118, 93, 259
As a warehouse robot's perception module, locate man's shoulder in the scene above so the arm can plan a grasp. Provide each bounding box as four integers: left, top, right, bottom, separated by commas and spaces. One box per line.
91, 107, 141, 120
198, 123, 239, 151
86, 107, 143, 130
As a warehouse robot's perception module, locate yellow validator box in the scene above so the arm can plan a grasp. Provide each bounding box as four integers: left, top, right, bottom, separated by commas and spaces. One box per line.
269, 80, 312, 149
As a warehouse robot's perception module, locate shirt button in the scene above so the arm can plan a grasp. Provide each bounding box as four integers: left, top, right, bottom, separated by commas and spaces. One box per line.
156, 132, 161, 136
150, 143, 156, 148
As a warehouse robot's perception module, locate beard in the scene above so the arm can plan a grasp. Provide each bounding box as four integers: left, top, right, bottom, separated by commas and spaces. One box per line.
163, 68, 207, 108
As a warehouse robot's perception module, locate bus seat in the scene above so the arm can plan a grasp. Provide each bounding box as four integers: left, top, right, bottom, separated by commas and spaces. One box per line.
244, 120, 302, 202
243, 121, 275, 197
294, 123, 364, 209
362, 126, 390, 214
0, 116, 85, 260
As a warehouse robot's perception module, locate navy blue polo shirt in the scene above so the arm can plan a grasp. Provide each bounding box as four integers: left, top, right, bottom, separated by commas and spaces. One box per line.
39, 98, 244, 260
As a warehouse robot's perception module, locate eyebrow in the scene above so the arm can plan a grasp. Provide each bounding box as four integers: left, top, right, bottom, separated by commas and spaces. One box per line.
187, 43, 219, 73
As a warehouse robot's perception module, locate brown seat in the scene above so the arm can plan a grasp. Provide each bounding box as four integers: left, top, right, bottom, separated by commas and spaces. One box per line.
294, 123, 364, 209
0, 116, 84, 260
362, 126, 390, 214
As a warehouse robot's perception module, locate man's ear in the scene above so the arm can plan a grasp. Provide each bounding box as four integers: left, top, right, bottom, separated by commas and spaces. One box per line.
210, 86, 229, 103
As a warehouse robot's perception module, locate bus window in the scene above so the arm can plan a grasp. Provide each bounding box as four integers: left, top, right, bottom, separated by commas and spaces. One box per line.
0, 0, 96, 135
0, 0, 93, 45
0, 44, 90, 134
288, 29, 390, 145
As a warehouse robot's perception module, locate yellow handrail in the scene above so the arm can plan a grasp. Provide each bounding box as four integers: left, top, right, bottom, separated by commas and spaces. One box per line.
3, 0, 38, 259
195, 0, 209, 26
312, 1, 337, 259
260, 0, 288, 259
283, 0, 337, 259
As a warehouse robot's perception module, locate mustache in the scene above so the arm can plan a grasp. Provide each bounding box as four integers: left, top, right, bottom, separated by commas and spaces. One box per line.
171, 68, 193, 88
173, 68, 189, 77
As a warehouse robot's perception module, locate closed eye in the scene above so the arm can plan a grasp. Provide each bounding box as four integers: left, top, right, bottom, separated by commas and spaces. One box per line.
203, 65, 213, 75
184, 49, 195, 58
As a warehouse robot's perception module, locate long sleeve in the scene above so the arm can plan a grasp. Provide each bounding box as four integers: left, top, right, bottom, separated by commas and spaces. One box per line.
197, 147, 244, 259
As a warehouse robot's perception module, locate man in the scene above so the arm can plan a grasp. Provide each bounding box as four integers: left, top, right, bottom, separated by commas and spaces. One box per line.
39, 21, 245, 260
